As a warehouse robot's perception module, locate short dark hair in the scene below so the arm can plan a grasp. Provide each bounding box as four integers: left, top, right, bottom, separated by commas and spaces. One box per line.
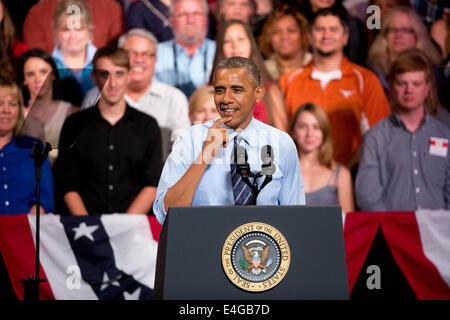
310, 8, 349, 33
213, 56, 261, 87
92, 46, 130, 70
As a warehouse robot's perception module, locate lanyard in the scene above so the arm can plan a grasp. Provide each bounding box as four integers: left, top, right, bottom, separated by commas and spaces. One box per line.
172, 41, 209, 87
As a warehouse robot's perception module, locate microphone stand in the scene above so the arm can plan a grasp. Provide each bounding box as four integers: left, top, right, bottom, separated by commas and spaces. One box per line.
21, 141, 52, 301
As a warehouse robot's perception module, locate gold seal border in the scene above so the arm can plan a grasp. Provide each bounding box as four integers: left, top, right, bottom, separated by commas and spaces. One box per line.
221, 222, 291, 293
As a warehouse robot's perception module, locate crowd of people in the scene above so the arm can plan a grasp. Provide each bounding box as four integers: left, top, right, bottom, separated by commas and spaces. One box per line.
0, 0, 449, 217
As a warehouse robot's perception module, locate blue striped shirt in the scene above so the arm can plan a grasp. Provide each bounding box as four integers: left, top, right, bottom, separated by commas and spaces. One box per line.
153, 118, 305, 224
355, 113, 450, 211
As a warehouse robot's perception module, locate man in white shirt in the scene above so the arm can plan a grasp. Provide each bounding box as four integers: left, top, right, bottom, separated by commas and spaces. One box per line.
82, 29, 190, 160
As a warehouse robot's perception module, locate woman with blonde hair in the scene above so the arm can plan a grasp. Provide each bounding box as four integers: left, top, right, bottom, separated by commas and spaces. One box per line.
366, 6, 441, 91
258, 4, 311, 81
290, 103, 354, 211
51, 0, 96, 106
0, 76, 54, 215
210, 19, 288, 131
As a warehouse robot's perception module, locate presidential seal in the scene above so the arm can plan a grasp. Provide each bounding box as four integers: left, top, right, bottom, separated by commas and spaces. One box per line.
221, 222, 290, 292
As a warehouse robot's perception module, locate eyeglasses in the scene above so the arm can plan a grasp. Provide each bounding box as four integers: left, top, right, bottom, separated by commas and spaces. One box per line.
127, 50, 156, 60
173, 11, 206, 21
386, 27, 415, 35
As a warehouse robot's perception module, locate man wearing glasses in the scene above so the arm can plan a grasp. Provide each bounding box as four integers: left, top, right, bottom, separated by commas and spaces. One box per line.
154, 0, 216, 97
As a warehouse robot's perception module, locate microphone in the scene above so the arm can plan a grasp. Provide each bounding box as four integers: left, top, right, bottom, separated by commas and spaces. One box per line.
260, 145, 276, 176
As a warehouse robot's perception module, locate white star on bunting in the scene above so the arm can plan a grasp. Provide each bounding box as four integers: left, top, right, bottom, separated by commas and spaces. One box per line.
72, 222, 99, 241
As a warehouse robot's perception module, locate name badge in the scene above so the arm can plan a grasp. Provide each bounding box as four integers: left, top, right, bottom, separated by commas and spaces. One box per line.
429, 137, 448, 157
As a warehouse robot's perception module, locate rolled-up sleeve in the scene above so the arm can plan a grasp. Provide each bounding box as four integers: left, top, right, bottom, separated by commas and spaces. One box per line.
153, 132, 193, 225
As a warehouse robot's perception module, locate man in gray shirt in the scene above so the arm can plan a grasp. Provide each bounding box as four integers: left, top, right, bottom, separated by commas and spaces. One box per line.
356, 49, 450, 211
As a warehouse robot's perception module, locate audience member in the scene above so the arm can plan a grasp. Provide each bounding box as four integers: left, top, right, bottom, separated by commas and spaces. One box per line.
365, 0, 411, 47
430, 17, 449, 60
356, 49, 450, 211
18, 49, 78, 165
82, 28, 190, 161
56, 46, 162, 215
259, 5, 312, 80
367, 6, 442, 92
22, 0, 124, 54
279, 8, 391, 168
211, 19, 288, 131
0, 76, 54, 215
0, 0, 28, 74
410, 0, 450, 29
297, 0, 368, 65
51, 0, 98, 106
126, 0, 173, 43
218, 0, 255, 24
290, 103, 354, 211
188, 84, 219, 123
154, 0, 216, 98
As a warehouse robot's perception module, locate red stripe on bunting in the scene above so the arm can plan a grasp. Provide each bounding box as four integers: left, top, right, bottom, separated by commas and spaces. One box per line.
147, 216, 162, 242
343, 212, 380, 293
380, 212, 450, 300
0, 214, 55, 300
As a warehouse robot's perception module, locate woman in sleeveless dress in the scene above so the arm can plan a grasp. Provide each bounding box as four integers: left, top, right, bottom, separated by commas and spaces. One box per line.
290, 103, 354, 212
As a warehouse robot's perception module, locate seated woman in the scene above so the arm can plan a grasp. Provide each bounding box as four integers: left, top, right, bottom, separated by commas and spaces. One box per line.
210, 19, 288, 131
18, 48, 79, 165
367, 6, 441, 92
290, 103, 354, 211
188, 85, 220, 124
259, 4, 312, 81
51, 0, 96, 106
0, 76, 54, 215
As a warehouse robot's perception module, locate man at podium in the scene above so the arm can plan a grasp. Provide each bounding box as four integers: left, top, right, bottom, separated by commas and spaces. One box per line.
153, 57, 305, 225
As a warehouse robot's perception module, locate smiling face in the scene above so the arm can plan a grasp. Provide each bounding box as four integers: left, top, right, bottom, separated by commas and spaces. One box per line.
292, 110, 324, 154
310, 15, 348, 57
270, 15, 303, 59
23, 57, 54, 100
223, 23, 252, 59
213, 68, 264, 130
0, 87, 20, 137
55, 15, 91, 56
123, 35, 156, 86
390, 70, 429, 113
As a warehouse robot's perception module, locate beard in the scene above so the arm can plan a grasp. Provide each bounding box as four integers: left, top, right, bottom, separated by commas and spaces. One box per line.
176, 26, 207, 45
316, 48, 337, 57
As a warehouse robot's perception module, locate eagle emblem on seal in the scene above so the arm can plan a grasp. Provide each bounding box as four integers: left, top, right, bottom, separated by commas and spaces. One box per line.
240, 240, 273, 275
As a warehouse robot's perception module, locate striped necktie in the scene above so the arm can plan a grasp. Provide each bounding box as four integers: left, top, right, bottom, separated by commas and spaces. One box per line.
230, 136, 253, 205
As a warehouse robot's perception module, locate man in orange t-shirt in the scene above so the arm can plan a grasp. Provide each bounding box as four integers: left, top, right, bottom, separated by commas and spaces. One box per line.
279, 8, 390, 167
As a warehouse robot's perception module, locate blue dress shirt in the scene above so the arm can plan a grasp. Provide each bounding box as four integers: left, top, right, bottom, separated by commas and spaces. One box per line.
154, 39, 216, 97
153, 118, 305, 224
0, 135, 55, 215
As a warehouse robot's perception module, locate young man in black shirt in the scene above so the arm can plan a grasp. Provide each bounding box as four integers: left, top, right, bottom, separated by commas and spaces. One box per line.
56, 46, 163, 215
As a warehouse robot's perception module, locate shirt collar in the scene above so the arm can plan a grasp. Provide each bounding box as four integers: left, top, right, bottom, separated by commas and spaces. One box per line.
92, 102, 135, 123
52, 43, 97, 69
391, 109, 429, 130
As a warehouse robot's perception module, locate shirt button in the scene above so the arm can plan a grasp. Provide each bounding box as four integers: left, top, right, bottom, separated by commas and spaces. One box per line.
5, 201, 9, 206
413, 151, 417, 157
109, 145, 114, 151
416, 187, 420, 193
3, 184, 7, 190
108, 184, 114, 191
108, 165, 114, 171
2, 167, 5, 172
414, 169, 418, 175
0, 153, 3, 157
